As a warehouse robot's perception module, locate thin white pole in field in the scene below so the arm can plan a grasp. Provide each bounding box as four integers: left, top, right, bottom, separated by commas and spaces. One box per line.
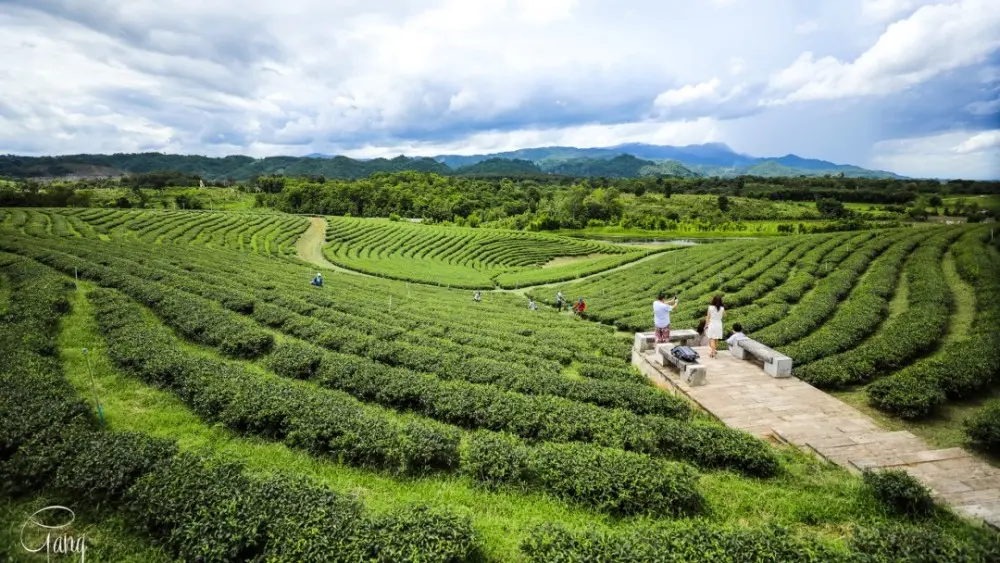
389, 295, 392, 311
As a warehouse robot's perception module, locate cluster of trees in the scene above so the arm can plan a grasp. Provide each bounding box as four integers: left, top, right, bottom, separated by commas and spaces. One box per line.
0, 181, 91, 207
2, 167, 998, 230
259, 172, 827, 230
119, 171, 219, 189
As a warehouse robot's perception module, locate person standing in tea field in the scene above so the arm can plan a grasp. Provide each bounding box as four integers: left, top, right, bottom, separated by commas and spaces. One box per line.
555, 291, 565, 311
528, 298, 537, 311
310, 272, 323, 287
473, 290, 482, 302
705, 295, 725, 358
653, 292, 678, 343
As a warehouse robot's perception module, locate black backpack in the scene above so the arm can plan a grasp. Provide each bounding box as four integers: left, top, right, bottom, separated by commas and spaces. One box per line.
672, 346, 699, 363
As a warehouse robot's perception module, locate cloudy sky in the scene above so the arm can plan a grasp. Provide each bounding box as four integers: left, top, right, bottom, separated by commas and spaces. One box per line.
1, 0, 998, 178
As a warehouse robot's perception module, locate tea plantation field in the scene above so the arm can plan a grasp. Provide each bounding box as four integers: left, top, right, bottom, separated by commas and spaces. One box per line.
323, 216, 666, 288
543, 225, 1000, 422
2, 208, 999, 562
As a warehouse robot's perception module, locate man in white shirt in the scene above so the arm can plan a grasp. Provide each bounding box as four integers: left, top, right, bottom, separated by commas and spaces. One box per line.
653, 291, 679, 343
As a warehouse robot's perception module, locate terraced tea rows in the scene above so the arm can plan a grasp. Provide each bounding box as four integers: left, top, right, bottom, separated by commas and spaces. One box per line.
323, 216, 662, 288
0, 207, 309, 257
546, 225, 1000, 419
3, 209, 999, 561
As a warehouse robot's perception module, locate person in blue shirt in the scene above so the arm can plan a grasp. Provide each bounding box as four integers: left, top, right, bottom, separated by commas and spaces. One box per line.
311, 272, 323, 287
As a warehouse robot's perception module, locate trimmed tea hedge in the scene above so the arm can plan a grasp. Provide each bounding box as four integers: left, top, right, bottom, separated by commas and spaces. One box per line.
867, 229, 1000, 418
460, 431, 704, 517
862, 469, 935, 518
521, 521, 1000, 563
965, 400, 1000, 454
1, 254, 481, 562
521, 522, 842, 562
89, 288, 461, 475
797, 229, 961, 389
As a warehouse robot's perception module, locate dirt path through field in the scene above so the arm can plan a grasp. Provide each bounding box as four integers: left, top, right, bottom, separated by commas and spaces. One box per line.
295, 215, 674, 293
295, 216, 375, 277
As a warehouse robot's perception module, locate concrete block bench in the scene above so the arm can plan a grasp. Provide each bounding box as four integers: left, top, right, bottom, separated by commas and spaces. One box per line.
656, 344, 707, 386
731, 338, 792, 378
632, 329, 700, 353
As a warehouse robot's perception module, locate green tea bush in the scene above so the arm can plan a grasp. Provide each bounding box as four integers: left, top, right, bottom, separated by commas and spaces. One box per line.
861, 469, 934, 517
965, 400, 1000, 453
459, 430, 530, 486
267, 340, 324, 379
798, 230, 959, 389
55, 430, 178, 507
867, 229, 1000, 417
363, 505, 481, 563
849, 524, 1000, 563
527, 441, 704, 516
865, 374, 947, 419
521, 522, 843, 562
90, 288, 461, 474
461, 431, 705, 516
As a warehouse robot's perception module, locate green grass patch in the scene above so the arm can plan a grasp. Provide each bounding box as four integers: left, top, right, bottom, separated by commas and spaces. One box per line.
941, 250, 976, 344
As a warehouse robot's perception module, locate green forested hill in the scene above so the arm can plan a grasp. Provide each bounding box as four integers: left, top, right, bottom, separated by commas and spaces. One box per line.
0, 153, 450, 180
1, 148, 900, 181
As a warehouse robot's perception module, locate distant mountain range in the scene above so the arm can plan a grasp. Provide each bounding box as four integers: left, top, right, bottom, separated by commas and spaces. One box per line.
431, 143, 903, 179
0, 143, 903, 180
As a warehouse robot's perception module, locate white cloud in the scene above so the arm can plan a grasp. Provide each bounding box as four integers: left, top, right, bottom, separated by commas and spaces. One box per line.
338, 118, 722, 158
861, 0, 916, 22
794, 20, 819, 35
0, 0, 997, 179
953, 129, 1000, 153
654, 78, 722, 107
871, 129, 1000, 179
766, 0, 1000, 104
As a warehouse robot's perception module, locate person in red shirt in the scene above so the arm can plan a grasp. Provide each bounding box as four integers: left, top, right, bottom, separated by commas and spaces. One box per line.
573, 298, 586, 315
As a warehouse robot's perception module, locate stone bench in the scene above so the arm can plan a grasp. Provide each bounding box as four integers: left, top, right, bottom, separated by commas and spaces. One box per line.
731, 338, 792, 378
656, 344, 707, 386
632, 329, 700, 352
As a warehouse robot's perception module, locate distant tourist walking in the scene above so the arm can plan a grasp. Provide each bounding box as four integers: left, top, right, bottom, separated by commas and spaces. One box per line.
555, 291, 565, 311
528, 298, 537, 311
653, 292, 679, 343
310, 272, 323, 287
705, 295, 725, 358
473, 291, 482, 302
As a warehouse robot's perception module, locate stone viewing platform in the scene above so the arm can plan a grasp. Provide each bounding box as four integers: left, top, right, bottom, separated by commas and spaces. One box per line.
632, 335, 1000, 531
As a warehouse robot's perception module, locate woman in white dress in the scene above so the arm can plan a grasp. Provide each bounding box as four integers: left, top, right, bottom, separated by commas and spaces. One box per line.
704, 295, 725, 358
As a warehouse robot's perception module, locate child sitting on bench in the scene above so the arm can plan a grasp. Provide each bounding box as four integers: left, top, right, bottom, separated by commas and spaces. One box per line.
726, 323, 747, 348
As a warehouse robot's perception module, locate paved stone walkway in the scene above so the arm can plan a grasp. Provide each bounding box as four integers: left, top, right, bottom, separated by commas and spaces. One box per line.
633, 345, 1000, 530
